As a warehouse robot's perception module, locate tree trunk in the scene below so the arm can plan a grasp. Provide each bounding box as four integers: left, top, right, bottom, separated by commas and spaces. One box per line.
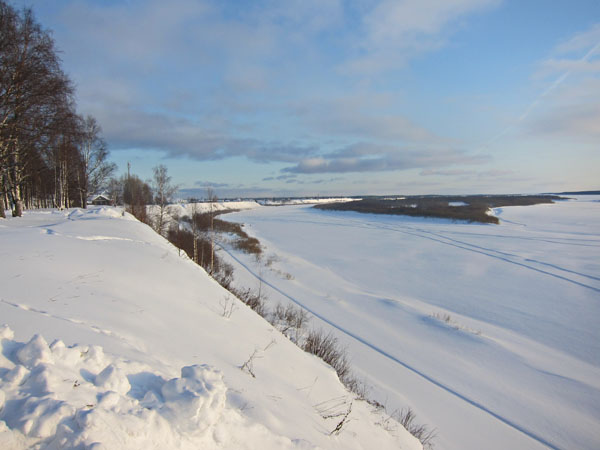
210, 209, 215, 275
9, 151, 24, 217
78, 171, 86, 208
193, 233, 198, 263
13, 198, 23, 217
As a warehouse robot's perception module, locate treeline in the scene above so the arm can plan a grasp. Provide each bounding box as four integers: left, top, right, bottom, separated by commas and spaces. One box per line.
0, 2, 115, 217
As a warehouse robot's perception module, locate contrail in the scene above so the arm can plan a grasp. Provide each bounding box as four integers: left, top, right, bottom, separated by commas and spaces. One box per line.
519, 40, 600, 121
483, 39, 600, 147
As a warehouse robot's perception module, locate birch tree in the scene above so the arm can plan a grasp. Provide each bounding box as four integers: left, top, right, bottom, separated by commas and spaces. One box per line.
78, 115, 115, 207
207, 187, 218, 275
151, 164, 177, 235
0, 2, 74, 216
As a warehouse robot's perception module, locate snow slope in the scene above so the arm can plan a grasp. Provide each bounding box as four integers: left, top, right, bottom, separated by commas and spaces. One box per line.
221, 196, 600, 450
0, 207, 421, 449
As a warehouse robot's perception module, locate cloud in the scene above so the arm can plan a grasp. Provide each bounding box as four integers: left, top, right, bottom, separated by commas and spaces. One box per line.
522, 25, 600, 141
179, 185, 302, 199
311, 107, 436, 143
420, 169, 475, 176
555, 23, 600, 55
193, 181, 230, 188
536, 58, 600, 78
87, 100, 320, 163
283, 143, 489, 174
313, 177, 344, 184
420, 168, 515, 179
533, 23, 600, 82
23, 0, 513, 187
341, 0, 500, 74
528, 102, 600, 139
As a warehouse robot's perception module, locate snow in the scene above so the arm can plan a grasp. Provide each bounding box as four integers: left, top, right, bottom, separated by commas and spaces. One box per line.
148, 200, 260, 225
220, 196, 600, 450
447, 201, 468, 206
174, 200, 261, 214
259, 198, 357, 206
0, 206, 421, 449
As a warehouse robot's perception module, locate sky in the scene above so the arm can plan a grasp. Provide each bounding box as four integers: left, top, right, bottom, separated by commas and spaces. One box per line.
12, 0, 600, 198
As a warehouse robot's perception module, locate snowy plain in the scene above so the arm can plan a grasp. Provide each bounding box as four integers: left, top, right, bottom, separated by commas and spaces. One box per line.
220, 196, 600, 450
0, 206, 421, 449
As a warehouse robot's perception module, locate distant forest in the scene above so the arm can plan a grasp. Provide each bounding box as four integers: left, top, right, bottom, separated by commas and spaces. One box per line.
315, 195, 566, 224
551, 190, 600, 195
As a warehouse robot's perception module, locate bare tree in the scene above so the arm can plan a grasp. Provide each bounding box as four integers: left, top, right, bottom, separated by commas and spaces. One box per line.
207, 187, 217, 274
189, 199, 200, 263
105, 176, 122, 206
0, 2, 74, 216
78, 114, 115, 207
123, 173, 152, 223
151, 164, 177, 235
1, 165, 7, 218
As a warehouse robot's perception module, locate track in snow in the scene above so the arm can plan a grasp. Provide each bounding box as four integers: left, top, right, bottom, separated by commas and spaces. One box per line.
218, 243, 563, 450
258, 214, 599, 292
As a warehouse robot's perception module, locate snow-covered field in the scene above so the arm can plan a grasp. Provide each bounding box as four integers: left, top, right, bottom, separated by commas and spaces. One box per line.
0, 207, 420, 449
221, 196, 600, 450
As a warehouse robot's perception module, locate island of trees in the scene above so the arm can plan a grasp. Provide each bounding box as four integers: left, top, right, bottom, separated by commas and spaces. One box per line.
315, 195, 566, 224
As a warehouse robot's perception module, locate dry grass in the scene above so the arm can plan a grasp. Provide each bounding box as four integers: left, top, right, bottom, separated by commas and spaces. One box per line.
394, 408, 436, 449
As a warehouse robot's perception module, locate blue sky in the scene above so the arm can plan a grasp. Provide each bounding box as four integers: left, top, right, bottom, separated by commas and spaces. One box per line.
14, 0, 600, 197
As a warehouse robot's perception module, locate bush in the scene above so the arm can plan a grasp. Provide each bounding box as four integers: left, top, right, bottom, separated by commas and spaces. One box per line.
186, 212, 262, 256
394, 408, 436, 449
213, 260, 234, 289
271, 303, 310, 343
233, 235, 262, 255
303, 329, 351, 384
230, 287, 268, 317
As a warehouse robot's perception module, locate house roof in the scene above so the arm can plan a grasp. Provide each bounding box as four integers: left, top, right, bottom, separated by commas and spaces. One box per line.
90, 194, 111, 201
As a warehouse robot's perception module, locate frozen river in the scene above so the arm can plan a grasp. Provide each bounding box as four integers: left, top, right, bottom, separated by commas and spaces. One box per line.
223, 196, 600, 450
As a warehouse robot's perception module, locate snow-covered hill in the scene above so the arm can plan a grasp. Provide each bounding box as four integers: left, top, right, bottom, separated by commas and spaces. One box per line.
0, 207, 421, 449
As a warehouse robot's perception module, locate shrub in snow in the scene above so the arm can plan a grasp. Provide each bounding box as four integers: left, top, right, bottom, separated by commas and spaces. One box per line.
302, 329, 351, 384
231, 287, 268, 317
270, 303, 310, 344
395, 408, 436, 450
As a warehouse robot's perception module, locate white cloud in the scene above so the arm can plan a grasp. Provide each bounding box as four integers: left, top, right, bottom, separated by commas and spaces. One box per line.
555, 23, 600, 55
536, 58, 600, 78
523, 24, 600, 141
342, 0, 501, 74
529, 102, 600, 139
535, 23, 600, 79
283, 143, 489, 174
19, 0, 503, 180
